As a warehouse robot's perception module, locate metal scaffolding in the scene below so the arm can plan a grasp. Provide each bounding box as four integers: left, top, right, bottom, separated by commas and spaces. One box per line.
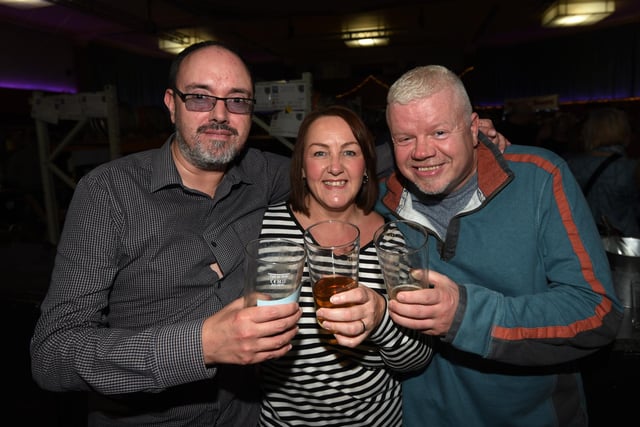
31, 85, 120, 245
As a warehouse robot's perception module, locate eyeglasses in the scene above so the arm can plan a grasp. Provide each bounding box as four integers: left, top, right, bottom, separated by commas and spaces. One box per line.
172, 88, 256, 114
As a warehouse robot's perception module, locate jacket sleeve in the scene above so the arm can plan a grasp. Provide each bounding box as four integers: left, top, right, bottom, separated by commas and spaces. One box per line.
445, 153, 622, 366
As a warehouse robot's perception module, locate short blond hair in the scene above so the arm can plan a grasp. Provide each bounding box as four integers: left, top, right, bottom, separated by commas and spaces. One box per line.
386, 65, 471, 117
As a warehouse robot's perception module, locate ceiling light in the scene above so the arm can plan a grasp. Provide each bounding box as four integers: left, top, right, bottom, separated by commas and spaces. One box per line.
0, 0, 51, 8
542, 0, 615, 27
158, 30, 206, 55
342, 30, 390, 48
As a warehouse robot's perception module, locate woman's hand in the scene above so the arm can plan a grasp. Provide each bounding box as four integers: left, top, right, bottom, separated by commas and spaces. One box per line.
479, 118, 510, 153
316, 286, 387, 347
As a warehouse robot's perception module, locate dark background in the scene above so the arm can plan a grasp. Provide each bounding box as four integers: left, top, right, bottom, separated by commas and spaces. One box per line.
1, 1, 640, 425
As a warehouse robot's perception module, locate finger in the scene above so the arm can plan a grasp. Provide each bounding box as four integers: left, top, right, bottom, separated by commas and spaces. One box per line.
410, 268, 433, 285
477, 119, 495, 133
255, 327, 298, 353
482, 126, 497, 138
251, 314, 301, 342
255, 344, 294, 362
388, 310, 431, 332
328, 286, 366, 305
316, 300, 364, 323
250, 302, 301, 323
388, 297, 426, 317
332, 333, 367, 348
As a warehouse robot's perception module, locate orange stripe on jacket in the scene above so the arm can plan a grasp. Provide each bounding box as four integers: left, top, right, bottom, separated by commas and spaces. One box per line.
493, 153, 611, 341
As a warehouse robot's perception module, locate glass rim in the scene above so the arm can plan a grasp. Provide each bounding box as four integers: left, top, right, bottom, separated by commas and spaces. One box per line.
373, 219, 429, 252
303, 219, 360, 249
245, 237, 306, 259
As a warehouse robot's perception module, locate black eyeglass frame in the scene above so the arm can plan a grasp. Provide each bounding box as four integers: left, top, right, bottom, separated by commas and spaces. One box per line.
172, 88, 256, 114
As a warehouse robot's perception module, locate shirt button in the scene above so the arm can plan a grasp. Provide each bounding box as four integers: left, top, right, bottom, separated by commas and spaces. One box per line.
211, 241, 217, 247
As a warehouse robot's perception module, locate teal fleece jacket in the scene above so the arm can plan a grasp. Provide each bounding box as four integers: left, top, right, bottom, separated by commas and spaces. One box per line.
376, 137, 622, 427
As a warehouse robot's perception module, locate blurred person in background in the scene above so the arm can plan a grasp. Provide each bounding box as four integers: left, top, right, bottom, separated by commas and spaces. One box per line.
568, 107, 640, 237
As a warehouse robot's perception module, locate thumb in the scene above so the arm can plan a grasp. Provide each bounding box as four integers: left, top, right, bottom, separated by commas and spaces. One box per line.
410, 268, 430, 285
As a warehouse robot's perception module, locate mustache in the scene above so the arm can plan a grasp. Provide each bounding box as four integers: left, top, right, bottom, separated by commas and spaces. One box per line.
197, 123, 238, 135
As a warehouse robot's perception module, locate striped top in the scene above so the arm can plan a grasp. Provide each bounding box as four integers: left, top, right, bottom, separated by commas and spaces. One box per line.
257, 203, 432, 427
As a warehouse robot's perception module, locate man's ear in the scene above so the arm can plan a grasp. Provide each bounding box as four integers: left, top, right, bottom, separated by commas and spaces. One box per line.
164, 89, 177, 124
470, 112, 480, 147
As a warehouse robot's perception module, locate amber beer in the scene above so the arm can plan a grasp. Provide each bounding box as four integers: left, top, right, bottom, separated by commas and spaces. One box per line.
313, 275, 358, 324
303, 220, 360, 327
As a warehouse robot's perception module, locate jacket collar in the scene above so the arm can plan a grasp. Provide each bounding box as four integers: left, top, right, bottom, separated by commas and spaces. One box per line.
380, 133, 513, 214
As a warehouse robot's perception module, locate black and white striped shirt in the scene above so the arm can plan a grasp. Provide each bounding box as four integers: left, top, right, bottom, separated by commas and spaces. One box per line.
257, 203, 432, 427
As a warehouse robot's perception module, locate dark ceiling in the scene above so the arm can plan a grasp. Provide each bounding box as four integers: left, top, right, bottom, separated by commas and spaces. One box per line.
2, 0, 640, 81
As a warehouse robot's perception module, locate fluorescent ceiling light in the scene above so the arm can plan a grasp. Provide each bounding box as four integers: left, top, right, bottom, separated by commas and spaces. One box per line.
158, 29, 208, 55
0, 0, 52, 9
542, 0, 615, 27
342, 30, 390, 48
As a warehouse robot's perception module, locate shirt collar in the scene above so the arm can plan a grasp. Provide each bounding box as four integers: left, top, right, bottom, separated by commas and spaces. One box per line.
150, 135, 182, 192
149, 134, 253, 193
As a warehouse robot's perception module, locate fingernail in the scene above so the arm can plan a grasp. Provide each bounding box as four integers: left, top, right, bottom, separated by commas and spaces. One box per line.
410, 269, 424, 280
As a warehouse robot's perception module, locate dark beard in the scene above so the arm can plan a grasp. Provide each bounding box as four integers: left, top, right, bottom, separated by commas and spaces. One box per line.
174, 124, 242, 171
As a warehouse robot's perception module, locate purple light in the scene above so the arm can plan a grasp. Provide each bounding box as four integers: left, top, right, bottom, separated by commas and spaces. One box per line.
0, 80, 77, 93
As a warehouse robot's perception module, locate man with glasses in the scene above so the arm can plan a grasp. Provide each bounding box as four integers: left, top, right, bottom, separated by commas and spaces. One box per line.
30, 41, 300, 426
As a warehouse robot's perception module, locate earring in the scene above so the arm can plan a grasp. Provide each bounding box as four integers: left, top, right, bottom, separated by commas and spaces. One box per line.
362, 174, 369, 184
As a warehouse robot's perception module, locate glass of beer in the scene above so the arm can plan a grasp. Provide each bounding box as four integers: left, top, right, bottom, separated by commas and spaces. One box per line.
303, 220, 360, 326
374, 219, 429, 299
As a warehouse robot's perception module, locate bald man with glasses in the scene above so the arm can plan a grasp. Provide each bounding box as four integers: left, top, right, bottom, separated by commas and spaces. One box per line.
30, 41, 298, 426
